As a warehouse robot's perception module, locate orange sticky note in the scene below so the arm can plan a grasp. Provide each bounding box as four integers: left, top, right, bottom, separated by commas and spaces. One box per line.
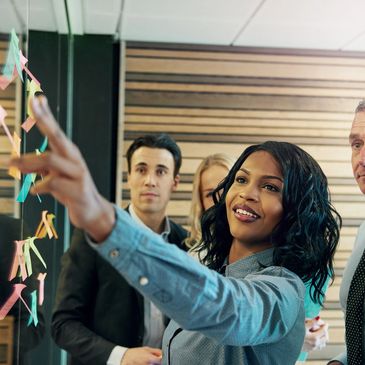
35, 211, 58, 239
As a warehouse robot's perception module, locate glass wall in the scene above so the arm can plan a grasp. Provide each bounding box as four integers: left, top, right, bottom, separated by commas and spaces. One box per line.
0, 1, 71, 364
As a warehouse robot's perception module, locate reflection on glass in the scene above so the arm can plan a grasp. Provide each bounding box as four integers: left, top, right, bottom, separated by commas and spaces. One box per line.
0, 2, 48, 365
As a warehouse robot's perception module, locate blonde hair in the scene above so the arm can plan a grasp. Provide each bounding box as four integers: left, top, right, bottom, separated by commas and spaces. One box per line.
185, 153, 235, 249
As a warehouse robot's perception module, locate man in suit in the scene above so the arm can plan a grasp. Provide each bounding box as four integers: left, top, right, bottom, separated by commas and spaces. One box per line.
51, 133, 187, 365
329, 101, 365, 364
0, 214, 45, 365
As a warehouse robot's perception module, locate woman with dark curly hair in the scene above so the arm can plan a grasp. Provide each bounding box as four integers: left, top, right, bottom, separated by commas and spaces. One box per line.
198, 141, 338, 308
11, 97, 341, 365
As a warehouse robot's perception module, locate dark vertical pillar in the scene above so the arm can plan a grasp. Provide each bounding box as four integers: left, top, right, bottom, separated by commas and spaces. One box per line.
25, 31, 119, 364
72, 34, 119, 201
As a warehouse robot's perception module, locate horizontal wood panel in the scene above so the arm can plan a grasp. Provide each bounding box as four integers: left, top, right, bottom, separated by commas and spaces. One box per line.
125, 106, 353, 121
126, 81, 365, 98
125, 114, 352, 130
126, 48, 365, 67
126, 56, 365, 82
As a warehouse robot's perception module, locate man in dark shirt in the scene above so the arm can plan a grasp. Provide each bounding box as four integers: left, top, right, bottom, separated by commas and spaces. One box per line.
51, 134, 187, 365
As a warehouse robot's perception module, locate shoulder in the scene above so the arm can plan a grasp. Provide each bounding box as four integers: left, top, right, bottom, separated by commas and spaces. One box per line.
168, 219, 188, 248
353, 221, 365, 250
250, 266, 305, 299
357, 221, 365, 239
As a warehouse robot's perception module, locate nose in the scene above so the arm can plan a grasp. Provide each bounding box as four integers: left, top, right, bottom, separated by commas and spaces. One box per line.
144, 172, 156, 187
238, 183, 259, 202
360, 146, 365, 167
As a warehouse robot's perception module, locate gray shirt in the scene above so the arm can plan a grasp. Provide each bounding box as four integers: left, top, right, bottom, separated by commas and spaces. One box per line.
94, 207, 306, 365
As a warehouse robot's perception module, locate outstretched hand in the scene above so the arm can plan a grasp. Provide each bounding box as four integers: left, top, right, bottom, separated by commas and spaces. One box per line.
302, 317, 329, 353
10, 96, 115, 242
121, 347, 162, 365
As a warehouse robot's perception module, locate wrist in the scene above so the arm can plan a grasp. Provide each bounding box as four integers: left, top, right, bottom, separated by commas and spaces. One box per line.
86, 197, 115, 243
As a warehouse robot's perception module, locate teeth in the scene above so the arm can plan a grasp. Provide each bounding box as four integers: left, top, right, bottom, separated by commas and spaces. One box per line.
236, 208, 257, 218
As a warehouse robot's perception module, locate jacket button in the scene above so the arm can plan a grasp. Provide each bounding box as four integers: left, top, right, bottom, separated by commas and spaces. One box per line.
109, 249, 120, 258
139, 276, 149, 286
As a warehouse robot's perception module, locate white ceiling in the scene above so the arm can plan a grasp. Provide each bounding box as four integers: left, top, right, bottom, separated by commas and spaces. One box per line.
2, 0, 365, 51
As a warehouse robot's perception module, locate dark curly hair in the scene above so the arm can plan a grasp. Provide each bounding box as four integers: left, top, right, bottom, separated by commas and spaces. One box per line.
197, 141, 341, 305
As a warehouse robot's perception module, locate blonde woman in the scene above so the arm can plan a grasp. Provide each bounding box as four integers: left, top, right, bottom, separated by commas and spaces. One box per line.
185, 153, 235, 251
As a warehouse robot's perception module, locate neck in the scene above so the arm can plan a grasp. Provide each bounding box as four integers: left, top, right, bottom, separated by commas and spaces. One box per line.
132, 206, 166, 234
228, 239, 272, 264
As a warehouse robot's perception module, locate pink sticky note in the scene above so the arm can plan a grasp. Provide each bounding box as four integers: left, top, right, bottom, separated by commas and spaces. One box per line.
0, 283, 31, 320
19, 50, 41, 86
8, 240, 28, 282
0, 106, 17, 151
21, 116, 36, 133
19, 49, 28, 67
37, 273, 47, 305
0, 105, 7, 120
0, 74, 14, 90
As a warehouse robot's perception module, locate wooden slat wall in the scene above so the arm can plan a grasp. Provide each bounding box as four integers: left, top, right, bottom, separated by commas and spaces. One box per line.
0, 39, 19, 217
119, 42, 365, 363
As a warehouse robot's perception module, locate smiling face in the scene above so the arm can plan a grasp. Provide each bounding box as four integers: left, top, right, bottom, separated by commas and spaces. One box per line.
200, 164, 229, 211
127, 147, 179, 217
225, 151, 284, 255
350, 111, 365, 194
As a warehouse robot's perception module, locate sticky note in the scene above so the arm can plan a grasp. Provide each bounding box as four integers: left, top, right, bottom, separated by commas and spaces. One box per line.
0, 284, 32, 320
35, 211, 58, 239
16, 173, 33, 203
37, 273, 47, 305
27, 290, 39, 327
0, 105, 17, 152
8, 240, 28, 281
27, 79, 42, 119
21, 116, 36, 133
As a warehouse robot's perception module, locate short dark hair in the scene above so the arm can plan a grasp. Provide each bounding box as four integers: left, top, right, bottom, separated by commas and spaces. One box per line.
126, 133, 182, 176
198, 141, 341, 305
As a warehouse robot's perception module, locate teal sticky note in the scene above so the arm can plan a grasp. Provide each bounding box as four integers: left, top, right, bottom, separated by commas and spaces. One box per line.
2, 29, 23, 82
27, 290, 39, 327
16, 173, 33, 203
39, 137, 48, 153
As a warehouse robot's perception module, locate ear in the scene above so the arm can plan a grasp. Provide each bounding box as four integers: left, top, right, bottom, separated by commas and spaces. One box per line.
172, 174, 180, 191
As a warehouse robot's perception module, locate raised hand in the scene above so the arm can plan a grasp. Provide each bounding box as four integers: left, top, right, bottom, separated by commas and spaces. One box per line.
10, 96, 115, 242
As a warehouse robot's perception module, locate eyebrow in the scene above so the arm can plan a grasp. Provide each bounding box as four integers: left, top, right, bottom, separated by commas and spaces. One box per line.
349, 133, 363, 141
239, 167, 284, 183
135, 162, 169, 170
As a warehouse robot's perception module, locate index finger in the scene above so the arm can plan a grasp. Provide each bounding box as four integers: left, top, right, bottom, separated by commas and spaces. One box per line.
31, 96, 75, 158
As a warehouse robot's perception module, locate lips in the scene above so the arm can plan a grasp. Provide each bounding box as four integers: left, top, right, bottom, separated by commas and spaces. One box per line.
141, 192, 159, 197
232, 204, 260, 222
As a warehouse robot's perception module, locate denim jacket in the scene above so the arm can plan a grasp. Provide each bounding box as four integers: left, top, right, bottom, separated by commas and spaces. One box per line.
93, 207, 305, 365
